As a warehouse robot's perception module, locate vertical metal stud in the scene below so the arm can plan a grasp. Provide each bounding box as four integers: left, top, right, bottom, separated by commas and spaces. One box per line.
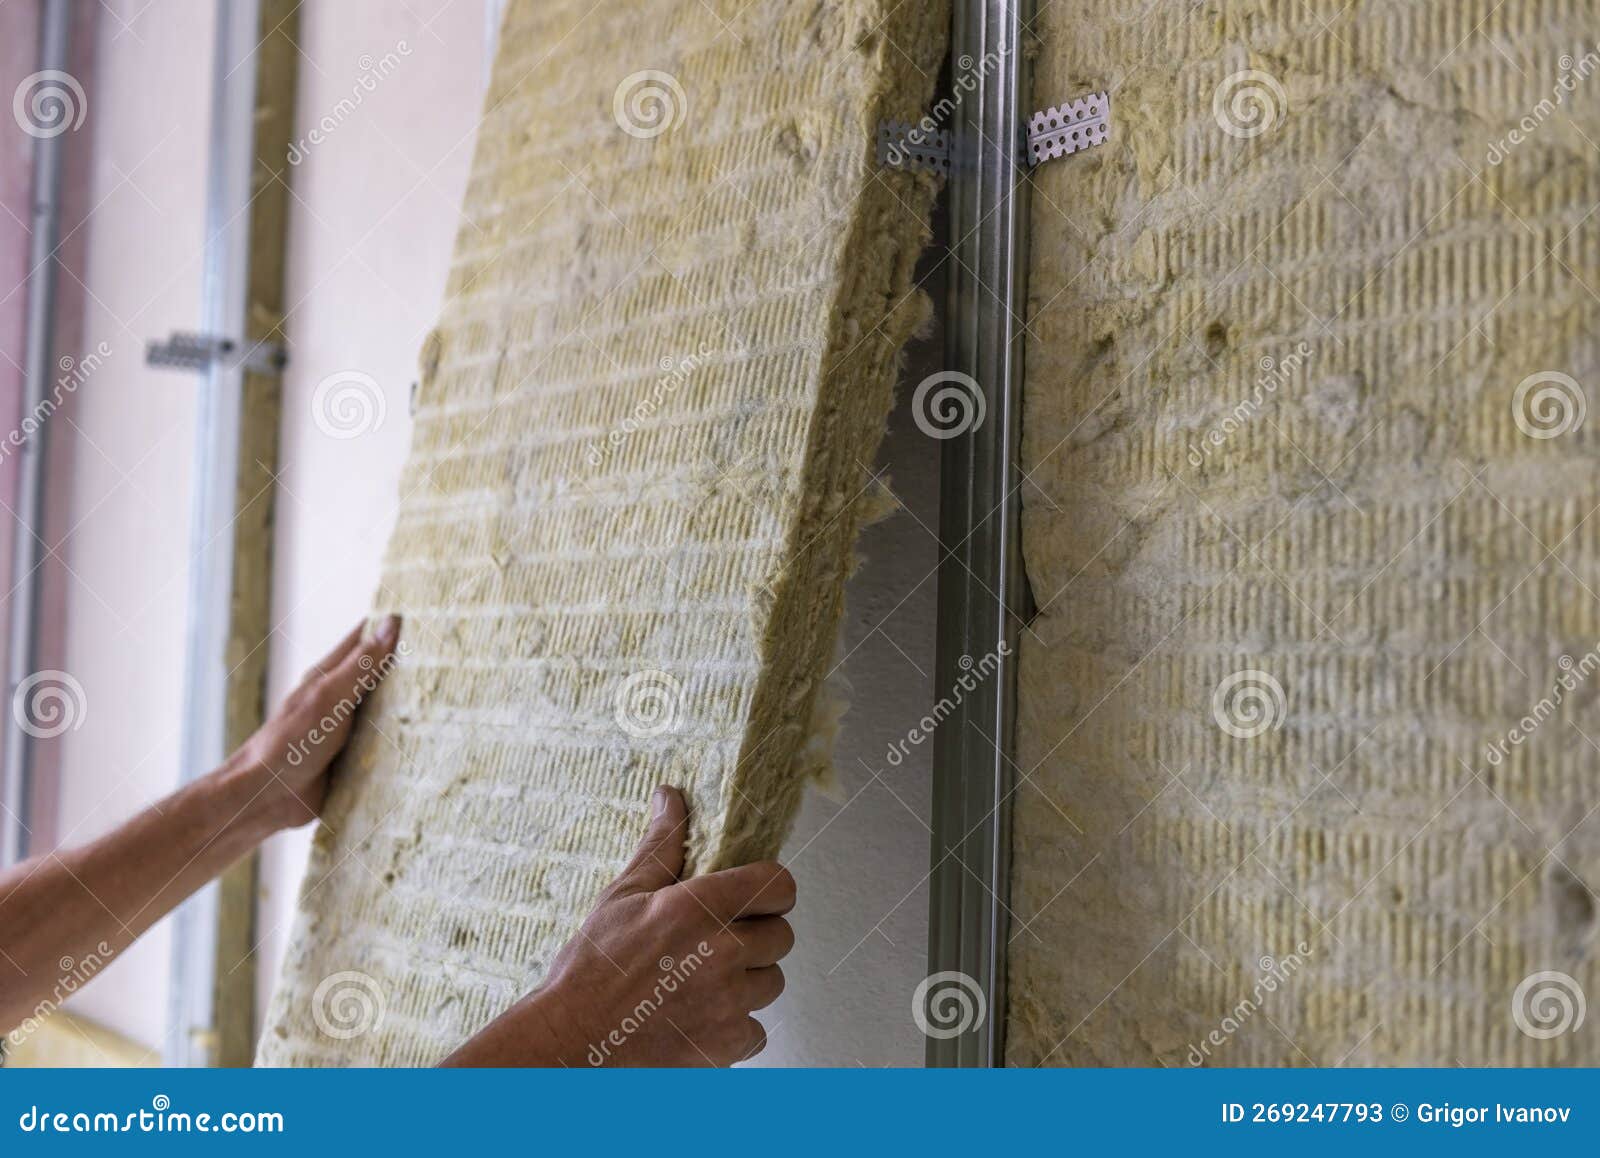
167, 0, 263, 1069
1, 0, 72, 873
926, 0, 1033, 1068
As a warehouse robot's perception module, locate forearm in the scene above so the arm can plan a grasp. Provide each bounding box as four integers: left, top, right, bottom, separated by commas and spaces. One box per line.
0, 757, 281, 1028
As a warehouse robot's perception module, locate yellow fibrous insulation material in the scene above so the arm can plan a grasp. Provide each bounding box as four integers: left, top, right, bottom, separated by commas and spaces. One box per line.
1010, 0, 1600, 1066
259, 0, 947, 1065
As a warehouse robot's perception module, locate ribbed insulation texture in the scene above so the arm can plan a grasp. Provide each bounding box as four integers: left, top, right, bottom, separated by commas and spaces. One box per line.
259, 0, 947, 1066
1009, 0, 1600, 1066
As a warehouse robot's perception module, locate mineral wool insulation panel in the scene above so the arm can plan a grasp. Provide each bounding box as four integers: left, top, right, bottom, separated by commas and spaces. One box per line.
1009, 0, 1600, 1066
259, 0, 946, 1066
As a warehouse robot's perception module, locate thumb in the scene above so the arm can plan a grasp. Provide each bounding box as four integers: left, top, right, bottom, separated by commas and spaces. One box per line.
615, 786, 688, 893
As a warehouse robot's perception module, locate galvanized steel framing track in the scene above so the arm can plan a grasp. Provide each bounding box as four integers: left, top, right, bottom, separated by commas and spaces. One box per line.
926, 0, 1034, 1068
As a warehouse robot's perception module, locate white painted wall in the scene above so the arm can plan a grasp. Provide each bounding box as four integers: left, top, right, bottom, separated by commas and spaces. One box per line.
254, 0, 940, 1066
37, 0, 494, 1062
753, 372, 941, 1068
52, 0, 215, 1052
254, 0, 490, 1022
40, 0, 939, 1067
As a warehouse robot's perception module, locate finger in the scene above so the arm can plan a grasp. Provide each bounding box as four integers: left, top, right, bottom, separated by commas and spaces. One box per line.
327, 616, 401, 698
687, 860, 795, 919
734, 1016, 767, 1064
304, 621, 364, 682
740, 966, 785, 1011
731, 916, 793, 966
613, 786, 688, 894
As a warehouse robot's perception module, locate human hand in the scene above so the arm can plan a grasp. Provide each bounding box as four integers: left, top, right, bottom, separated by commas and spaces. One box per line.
442, 785, 796, 1067
224, 615, 402, 833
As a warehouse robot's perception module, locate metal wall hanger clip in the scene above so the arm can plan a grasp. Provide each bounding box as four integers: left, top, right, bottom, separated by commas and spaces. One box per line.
876, 120, 951, 176
1025, 91, 1110, 167
877, 90, 1110, 176
145, 331, 288, 377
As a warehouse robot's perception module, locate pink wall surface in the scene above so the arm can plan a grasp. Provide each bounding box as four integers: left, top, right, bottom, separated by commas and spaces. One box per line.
0, 0, 99, 854
0, 4, 39, 778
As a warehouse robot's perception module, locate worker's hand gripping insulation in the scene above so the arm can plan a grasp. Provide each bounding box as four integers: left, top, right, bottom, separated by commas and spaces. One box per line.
0, 617, 403, 1034
0, 615, 792, 1066
444, 785, 795, 1067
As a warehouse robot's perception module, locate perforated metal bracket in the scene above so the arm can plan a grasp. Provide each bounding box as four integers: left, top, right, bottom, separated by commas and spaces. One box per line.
146, 331, 287, 377
1026, 90, 1110, 166
877, 120, 951, 176
879, 90, 1109, 178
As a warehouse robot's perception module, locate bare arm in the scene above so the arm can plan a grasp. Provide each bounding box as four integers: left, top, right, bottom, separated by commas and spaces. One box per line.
0, 617, 401, 1030
0, 617, 794, 1067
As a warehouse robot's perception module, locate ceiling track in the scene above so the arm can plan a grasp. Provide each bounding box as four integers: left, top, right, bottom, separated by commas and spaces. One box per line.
926, 0, 1034, 1068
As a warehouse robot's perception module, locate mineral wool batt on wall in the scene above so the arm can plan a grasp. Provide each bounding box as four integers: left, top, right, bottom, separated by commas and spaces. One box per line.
1009, 0, 1600, 1065
258, 0, 946, 1066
